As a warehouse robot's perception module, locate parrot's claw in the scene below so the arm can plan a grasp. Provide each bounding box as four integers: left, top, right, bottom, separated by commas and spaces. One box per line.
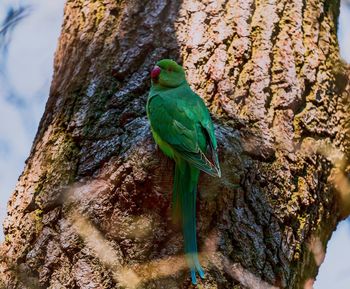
195, 259, 205, 279
190, 269, 197, 285
197, 267, 205, 279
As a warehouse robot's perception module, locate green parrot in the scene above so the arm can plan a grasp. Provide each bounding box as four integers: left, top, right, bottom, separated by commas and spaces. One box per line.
146, 59, 221, 284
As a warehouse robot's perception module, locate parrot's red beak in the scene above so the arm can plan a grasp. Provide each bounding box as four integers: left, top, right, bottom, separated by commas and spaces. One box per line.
151, 66, 161, 80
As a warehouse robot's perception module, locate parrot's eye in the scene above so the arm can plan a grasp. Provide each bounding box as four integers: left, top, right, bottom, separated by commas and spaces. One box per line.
167, 67, 173, 72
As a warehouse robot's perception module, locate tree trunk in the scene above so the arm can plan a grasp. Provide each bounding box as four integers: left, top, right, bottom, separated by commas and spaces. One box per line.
1, 0, 349, 288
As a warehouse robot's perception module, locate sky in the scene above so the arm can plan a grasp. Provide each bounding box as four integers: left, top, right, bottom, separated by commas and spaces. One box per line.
0, 1, 349, 288
0, 0, 65, 239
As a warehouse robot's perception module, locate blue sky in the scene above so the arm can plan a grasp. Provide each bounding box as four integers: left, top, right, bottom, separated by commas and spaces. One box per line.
0, 1, 349, 288
0, 0, 65, 240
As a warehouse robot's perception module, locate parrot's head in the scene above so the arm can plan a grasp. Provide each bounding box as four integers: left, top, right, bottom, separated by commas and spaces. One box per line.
151, 59, 186, 88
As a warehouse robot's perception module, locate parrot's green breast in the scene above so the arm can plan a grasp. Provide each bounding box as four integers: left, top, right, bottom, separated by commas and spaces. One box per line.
151, 129, 175, 159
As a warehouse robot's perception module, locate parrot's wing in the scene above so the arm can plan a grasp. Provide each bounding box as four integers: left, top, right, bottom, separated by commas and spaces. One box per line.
188, 90, 221, 177
148, 93, 220, 177
198, 113, 221, 177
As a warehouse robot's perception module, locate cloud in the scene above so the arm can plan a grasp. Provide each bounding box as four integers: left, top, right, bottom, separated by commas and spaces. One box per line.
6, 1, 64, 98
314, 221, 350, 289
338, 0, 350, 62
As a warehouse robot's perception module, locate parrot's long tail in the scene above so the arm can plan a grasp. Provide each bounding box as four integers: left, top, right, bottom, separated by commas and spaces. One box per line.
173, 159, 204, 285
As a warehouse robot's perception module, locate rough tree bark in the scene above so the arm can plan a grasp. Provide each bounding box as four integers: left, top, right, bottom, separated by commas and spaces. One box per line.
1, 0, 349, 288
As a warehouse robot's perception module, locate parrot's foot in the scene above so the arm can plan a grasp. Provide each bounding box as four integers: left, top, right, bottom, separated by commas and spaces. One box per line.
189, 259, 205, 285
191, 269, 197, 285
196, 262, 205, 279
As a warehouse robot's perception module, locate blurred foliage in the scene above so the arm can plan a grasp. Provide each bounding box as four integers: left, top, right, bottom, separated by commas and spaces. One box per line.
0, 4, 32, 107
0, 5, 31, 64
